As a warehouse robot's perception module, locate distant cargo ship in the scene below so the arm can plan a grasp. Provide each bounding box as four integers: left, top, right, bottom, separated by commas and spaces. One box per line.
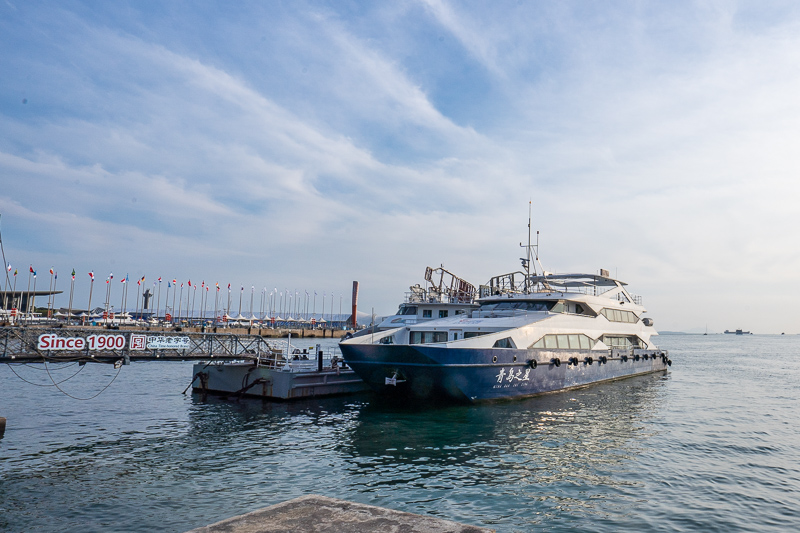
724, 329, 752, 335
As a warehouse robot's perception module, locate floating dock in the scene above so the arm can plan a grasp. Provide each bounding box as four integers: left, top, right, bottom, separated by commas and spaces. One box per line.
0, 326, 367, 400
192, 350, 367, 400
186, 494, 493, 533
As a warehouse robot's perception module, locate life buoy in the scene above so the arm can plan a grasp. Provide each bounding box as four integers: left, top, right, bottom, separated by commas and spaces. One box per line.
551, 358, 561, 367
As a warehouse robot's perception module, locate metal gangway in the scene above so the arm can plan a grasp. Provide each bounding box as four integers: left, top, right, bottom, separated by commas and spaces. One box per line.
0, 326, 291, 366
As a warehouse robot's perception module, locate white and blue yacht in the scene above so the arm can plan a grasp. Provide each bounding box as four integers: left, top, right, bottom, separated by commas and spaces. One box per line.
341, 234, 670, 402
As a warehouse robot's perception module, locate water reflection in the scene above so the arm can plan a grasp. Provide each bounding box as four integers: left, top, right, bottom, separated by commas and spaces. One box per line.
335, 373, 671, 527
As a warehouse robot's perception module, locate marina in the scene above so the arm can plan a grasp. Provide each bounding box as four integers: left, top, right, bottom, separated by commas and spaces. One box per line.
1, 334, 797, 532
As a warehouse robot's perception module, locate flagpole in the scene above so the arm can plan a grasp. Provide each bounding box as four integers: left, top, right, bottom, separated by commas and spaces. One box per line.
191, 285, 196, 325
25, 267, 32, 320
52, 271, 58, 319
171, 280, 177, 323
157, 279, 162, 322
11, 271, 17, 320
120, 276, 126, 317
214, 285, 219, 324
123, 276, 129, 315
178, 284, 183, 323
2, 264, 9, 312
31, 271, 37, 322
86, 273, 94, 325
68, 271, 75, 324
47, 268, 54, 316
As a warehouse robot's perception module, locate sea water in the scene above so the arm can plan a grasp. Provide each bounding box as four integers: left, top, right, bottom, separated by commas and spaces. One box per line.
1, 334, 798, 532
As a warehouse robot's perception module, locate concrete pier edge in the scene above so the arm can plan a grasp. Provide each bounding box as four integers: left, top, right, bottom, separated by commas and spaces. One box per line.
186, 494, 494, 533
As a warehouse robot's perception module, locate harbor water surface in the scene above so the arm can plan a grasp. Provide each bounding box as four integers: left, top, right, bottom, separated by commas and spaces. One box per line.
1, 334, 798, 532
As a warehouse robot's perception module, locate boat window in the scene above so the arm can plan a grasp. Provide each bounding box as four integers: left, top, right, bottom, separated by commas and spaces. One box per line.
600, 308, 639, 323
530, 334, 596, 350
399, 306, 417, 316
410, 331, 448, 344
550, 301, 566, 313
493, 337, 516, 348
422, 310, 432, 318
378, 335, 394, 345
602, 335, 643, 348
479, 301, 554, 312
568, 334, 580, 348
464, 331, 488, 339
439, 310, 448, 318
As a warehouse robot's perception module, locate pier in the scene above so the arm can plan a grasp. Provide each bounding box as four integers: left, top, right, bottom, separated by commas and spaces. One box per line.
0, 326, 351, 364
0, 325, 367, 400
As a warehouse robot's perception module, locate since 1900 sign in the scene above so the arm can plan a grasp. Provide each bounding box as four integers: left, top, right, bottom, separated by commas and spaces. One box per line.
38, 334, 126, 351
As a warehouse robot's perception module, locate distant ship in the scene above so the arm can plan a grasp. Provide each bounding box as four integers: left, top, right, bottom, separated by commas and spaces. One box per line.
724, 329, 751, 335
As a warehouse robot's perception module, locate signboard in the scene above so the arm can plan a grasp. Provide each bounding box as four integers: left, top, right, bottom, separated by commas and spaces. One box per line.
129, 334, 191, 350
38, 334, 126, 351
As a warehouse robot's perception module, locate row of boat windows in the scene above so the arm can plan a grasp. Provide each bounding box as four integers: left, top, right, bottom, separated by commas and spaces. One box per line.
600, 308, 639, 323
400, 307, 463, 318
479, 301, 557, 312
529, 334, 643, 349
530, 334, 594, 350
405, 331, 642, 349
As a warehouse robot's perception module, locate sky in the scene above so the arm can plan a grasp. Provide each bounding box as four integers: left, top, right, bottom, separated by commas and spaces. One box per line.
1, 0, 800, 333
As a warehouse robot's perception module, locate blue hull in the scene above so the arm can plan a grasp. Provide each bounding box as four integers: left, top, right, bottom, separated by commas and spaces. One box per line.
340, 344, 670, 402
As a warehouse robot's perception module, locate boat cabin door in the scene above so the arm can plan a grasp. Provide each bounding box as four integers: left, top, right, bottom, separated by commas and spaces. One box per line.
451, 329, 462, 341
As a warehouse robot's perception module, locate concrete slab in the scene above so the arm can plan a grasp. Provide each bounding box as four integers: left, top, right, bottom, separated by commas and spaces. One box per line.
186, 495, 493, 533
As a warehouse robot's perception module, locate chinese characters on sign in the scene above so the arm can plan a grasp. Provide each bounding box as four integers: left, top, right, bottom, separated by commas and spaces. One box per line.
494, 367, 531, 388
129, 334, 191, 350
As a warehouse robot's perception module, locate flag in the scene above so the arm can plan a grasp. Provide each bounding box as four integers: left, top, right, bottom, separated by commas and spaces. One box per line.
158, 277, 162, 283
71, 269, 75, 280
140, 275, 145, 283
14, 269, 17, 276
227, 283, 231, 291
172, 278, 177, 284
168, 281, 171, 288
121, 275, 126, 284
137, 278, 141, 286
33, 270, 36, 277
188, 280, 192, 287
181, 283, 184, 288
201, 281, 204, 288
89, 271, 94, 281
5, 263, 10, 272
215, 282, 219, 291
29, 265, 33, 273
49, 267, 53, 275
54, 272, 57, 280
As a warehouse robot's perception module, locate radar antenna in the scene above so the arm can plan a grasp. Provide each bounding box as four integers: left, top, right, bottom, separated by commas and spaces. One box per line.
519, 201, 547, 291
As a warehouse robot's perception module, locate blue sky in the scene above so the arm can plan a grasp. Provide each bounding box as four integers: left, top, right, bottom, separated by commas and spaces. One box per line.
2, 1, 800, 332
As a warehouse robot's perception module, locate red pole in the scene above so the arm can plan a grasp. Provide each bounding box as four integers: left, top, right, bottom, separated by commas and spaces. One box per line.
351, 281, 359, 329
